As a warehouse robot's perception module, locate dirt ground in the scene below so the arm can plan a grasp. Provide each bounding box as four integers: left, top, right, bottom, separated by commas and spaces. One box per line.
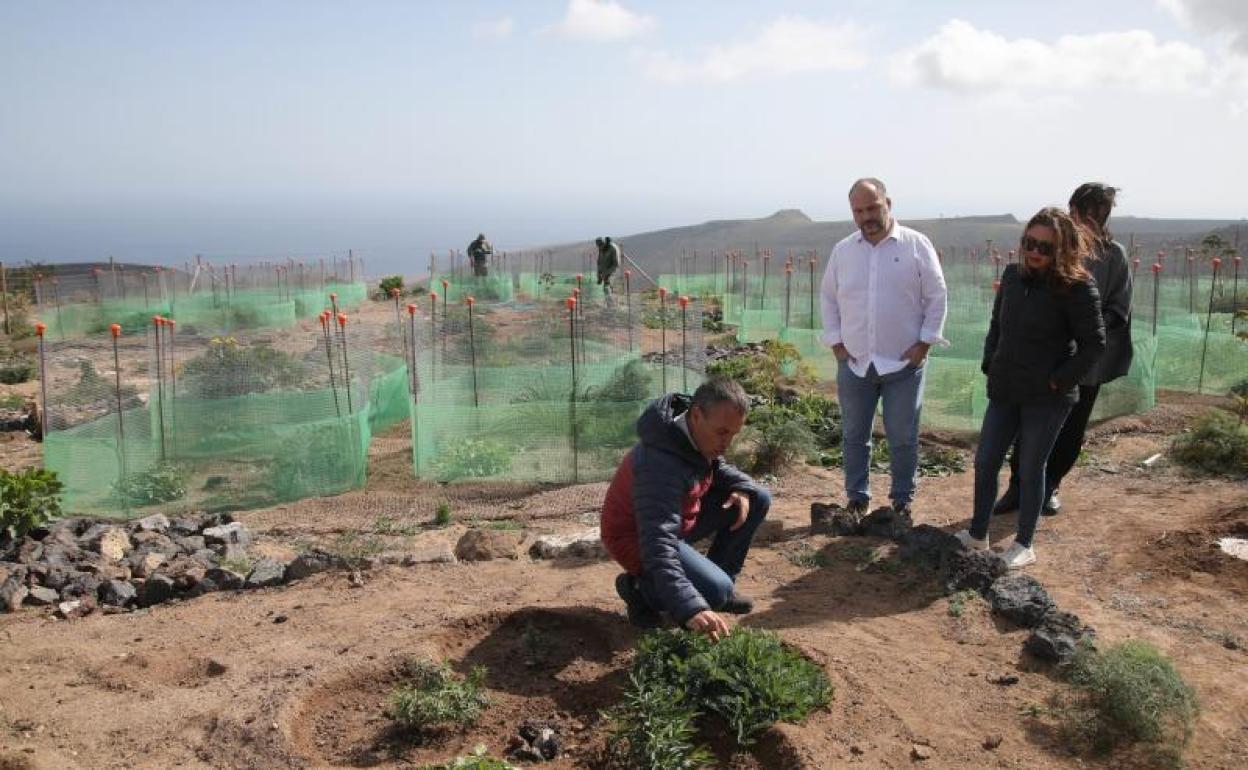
1, 376, 1246, 768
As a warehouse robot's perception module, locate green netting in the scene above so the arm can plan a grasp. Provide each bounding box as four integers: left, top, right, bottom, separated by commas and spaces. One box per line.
432, 274, 516, 303
40, 320, 408, 517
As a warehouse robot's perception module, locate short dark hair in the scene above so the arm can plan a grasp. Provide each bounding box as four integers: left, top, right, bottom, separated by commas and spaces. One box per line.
849, 177, 888, 198
691, 376, 749, 415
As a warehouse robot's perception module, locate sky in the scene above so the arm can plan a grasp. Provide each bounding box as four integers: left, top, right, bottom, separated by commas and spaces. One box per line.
2, 0, 1247, 272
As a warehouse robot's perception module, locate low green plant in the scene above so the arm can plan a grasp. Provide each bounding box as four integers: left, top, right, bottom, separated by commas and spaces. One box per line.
328, 530, 385, 568
0, 351, 34, 384
433, 503, 452, 527
606, 627, 831, 767
114, 462, 187, 506
217, 554, 253, 575
0, 392, 25, 409
181, 336, 305, 398
387, 659, 490, 731
0, 467, 62, 540
785, 544, 827, 569
378, 275, 404, 297
1060, 640, 1198, 762
594, 359, 653, 402
1170, 409, 1248, 478
421, 746, 518, 770
947, 589, 979, 618
818, 439, 967, 477
374, 515, 418, 536
730, 417, 817, 474
705, 340, 814, 401
434, 438, 512, 480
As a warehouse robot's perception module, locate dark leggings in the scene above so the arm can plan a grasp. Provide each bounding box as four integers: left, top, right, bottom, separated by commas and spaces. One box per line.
1007, 384, 1100, 495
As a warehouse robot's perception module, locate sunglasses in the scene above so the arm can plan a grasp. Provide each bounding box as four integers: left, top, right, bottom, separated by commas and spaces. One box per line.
1021, 235, 1056, 258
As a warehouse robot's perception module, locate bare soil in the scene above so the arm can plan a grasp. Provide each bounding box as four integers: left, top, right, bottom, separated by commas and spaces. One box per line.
1, 382, 1246, 768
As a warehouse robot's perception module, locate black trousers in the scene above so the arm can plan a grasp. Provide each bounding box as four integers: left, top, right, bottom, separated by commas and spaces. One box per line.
1006, 384, 1100, 494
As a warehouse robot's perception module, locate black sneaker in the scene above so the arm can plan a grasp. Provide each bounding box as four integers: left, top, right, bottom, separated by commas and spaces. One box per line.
615, 573, 661, 629
720, 590, 754, 615
846, 499, 869, 515
1041, 490, 1061, 517
992, 485, 1020, 516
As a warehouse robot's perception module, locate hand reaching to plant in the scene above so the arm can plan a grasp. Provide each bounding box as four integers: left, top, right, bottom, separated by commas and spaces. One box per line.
723, 491, 750, 531
686, 609, 730, 642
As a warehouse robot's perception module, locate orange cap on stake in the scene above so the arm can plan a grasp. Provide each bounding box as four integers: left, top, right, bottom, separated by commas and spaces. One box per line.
168, 319, 175, 327
1235, 256, 1243, 265
441, 279, 449, 289
406, 303, 417, 315
330, 292, 338, 300
624, 269, 631, 278
659, 287, 668, 298
152, 315, 161, 325
566, 297, 576, 310
35, 322, 46, 337
992, 279, 1001, 292
1152, 263, 1163, 273
678, 296, 689, 308
809, 258, 816, 267
1212, 257, 1222, 270
430, 292, 438, 302
465, 296, 475, 306
337, 313, 347, 326
785, 266, 793, 274
110, 323, 122, 337
576, 273, 583, 281
573, 287, 580, 297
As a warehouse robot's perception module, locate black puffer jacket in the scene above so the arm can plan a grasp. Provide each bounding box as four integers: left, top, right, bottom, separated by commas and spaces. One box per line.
632, 394, 758, 623
981, 264, 1106, 405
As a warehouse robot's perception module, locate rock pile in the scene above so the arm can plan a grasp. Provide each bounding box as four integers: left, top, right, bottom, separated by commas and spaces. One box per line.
809, 501, 1096, 663
0, 512, 345, 618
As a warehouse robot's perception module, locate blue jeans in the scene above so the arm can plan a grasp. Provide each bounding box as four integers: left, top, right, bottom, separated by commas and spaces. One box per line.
970, 399, 1072, 548
639, 487, 771, 611
836, 360, 926, 506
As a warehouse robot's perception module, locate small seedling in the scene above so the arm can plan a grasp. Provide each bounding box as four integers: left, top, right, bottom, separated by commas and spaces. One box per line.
217, 555, 253, 576
373, 515, 417, 537
387, 659, 489, 731
434, 503, 452, 527
947, 589, 979, 618
424, 745, 518, 769
785, 544, 827, 569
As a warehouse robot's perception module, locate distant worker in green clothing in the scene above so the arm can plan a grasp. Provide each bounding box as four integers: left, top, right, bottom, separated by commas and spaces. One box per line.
596, 236, 621, 304
468, 233, 493, 277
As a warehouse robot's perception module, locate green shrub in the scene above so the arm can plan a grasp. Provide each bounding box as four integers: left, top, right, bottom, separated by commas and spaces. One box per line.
607, 628, 831, 767
422, 747, 518, 770
0, 351, 35, 384
595, 359, 653, 402
1171, 409, 1248, 478
378, 275, 404, 297
434, 503, 452, 527
1, 467, 63, 540
64, 360, 137, 404
114, 462, 187, 506
731, 418, 817, 474
181, 336, 305, 398
705, 340, 814, 401
387, 659, 490, 731
817, 439, 967, 477
1061, 641, 1198, 761
434, 438, 511, 480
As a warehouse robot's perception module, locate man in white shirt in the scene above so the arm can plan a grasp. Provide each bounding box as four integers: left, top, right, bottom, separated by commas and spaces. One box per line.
820, 178, 948, 515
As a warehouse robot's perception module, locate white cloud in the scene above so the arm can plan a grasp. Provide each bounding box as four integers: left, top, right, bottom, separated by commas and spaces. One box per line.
1159, 0, 1248, 54
551, 0, 654, 42
472, 16, 514, 41
891, 19, 1209, 93
638, 17, 868, 84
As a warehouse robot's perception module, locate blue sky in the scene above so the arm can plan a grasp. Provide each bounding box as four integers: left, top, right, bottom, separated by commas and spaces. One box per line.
2, 1, 1246, 271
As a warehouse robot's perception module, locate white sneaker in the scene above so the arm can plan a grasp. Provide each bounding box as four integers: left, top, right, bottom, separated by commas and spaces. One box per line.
1002, 543, 1037, 569
955, 530, 989, 551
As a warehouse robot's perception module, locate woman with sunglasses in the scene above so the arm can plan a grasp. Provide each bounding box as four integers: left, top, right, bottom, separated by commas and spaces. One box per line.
992, 184, 1132, 517
957, 207, 1106, 568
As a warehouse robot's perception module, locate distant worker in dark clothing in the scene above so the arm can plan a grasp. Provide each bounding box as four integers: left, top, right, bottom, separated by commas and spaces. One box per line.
596, 236, 621, 301
467, 233, 493, 277
993, 183, 1132, 518
958, 207, 1106, 569
600, 378, 771, 641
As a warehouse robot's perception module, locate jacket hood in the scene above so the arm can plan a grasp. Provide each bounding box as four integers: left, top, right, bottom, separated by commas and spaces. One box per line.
636, 393, 708, 468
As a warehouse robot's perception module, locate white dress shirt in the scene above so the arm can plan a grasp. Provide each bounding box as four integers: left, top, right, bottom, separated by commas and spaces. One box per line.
820, 220, 948, 378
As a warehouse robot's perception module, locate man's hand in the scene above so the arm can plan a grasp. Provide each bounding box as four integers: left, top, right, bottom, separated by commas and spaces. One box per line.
902, 341, 930, 368
685, 609, 730, 642
723, 491, 750, 531
831, 343, 851, 362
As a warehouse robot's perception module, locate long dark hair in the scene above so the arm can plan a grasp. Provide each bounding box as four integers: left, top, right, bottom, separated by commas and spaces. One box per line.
1021, 207, 1092, 289
1069, 182, 1118, 246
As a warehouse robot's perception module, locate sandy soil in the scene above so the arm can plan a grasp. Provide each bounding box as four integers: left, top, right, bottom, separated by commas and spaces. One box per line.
1, 369, 1246, 768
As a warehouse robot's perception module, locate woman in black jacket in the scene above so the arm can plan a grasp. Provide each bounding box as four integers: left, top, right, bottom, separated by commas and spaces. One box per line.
957, 207, 1106, 568
993, 183, 1133, 516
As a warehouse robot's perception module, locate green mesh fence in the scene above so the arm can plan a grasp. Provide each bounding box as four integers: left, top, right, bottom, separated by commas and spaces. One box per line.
40, 311, 408, 517
408, 292, 706, 483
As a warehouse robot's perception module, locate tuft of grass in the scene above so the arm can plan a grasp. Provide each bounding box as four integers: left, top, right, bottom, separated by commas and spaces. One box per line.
433, 502, 452, 527
387, 659, 490, 731
421, 746, 518, 770
1170, 410, 1248, 478
947, 589, 979, 618
217, 555, 253, 575
730, 418, 817, 474
373, 515, 418, 537
785, 544, 827, 569
1060, 640, 1198, 762
0, 392, 26, 409
328, 531, 385, 568
606, 627, 832, 768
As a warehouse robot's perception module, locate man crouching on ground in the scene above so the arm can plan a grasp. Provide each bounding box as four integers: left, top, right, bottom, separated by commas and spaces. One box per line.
600, 377, 771, 641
